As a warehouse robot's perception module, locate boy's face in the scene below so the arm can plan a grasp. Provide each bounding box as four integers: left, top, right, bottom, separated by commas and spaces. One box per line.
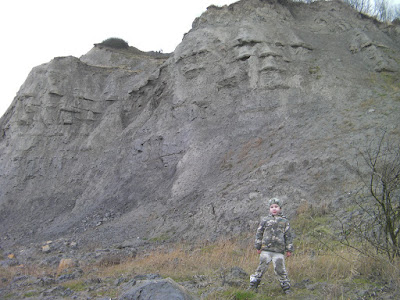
270, 204, 281, 216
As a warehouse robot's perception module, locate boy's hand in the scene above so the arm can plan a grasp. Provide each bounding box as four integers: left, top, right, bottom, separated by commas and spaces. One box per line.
286, 251, 292, 257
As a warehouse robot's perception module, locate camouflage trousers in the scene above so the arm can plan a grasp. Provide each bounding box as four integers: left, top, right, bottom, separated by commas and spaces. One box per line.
249, 251, 290, 291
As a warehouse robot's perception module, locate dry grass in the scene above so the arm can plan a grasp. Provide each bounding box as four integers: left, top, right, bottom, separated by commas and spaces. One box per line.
85, 238, 399, 300
2, 202, 399, 299
1, 201, 399, 299
1, 236, 399, 299
91, 235, 399, 286
93, 237, 259, 281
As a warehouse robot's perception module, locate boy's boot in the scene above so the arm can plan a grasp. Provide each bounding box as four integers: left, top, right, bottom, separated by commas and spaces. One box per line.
284, 288, 291, 294
247, 276, 260, 292
247, 282, 259, 292
281, 280, 291, 294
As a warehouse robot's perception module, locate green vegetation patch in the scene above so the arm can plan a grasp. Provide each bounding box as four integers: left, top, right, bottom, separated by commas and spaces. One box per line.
212, 288, 258, 300
91, 287, 119, 298
2, 293, 17, 299
381, 71, 400, 91
23, 290, 40, 297
150, 233, 171, 242
62, 280, 88, 292
98, 37, 129, 49
231, 290, 257, 299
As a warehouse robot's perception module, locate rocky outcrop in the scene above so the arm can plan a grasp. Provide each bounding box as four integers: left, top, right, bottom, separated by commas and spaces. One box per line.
0, 0, 399, 248
120, 278, 198, 300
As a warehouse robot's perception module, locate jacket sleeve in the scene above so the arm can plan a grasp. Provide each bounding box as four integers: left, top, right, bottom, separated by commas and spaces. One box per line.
284, 221, 294, 252
254, 219, 266, 250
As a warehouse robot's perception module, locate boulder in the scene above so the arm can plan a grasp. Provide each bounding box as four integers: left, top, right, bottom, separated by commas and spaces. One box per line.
119, 278, 198, 300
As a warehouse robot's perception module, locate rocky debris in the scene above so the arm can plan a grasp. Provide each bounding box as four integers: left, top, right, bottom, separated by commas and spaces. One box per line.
119, 278, 198, 300
0, 265, 197, 300
0, 237, 139, 276
220, 266, 248, 287
42, 245, 51, 253
133, 274, 163, 281
0, 257, 19, 267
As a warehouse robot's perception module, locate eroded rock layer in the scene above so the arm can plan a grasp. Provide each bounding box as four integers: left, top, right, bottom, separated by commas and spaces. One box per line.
0, 0, 399, 247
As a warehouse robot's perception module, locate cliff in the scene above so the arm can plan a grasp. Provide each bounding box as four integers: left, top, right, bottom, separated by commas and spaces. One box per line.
0, 0, 399, 248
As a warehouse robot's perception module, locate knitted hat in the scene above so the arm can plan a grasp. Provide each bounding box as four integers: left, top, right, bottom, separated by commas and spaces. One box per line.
268, 197, 282, 207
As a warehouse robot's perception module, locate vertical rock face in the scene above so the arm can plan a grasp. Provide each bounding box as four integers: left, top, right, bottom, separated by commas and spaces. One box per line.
0, 0, 399, 247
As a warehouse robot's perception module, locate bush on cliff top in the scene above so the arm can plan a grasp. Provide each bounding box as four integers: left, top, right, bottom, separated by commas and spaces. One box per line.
98, 37, 129, 49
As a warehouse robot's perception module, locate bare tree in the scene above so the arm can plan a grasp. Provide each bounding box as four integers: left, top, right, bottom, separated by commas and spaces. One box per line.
339, 0, 398, 21
391, 4, 400, 20
339, 132, 400, 261
373, 0, 389, 21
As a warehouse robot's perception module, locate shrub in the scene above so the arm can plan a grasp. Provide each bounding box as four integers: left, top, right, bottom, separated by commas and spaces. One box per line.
338, 132, 400, 261
98, 37, 129, 49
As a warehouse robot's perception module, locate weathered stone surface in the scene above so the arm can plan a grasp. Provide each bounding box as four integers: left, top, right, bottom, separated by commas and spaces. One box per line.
0, 0, 399, 249
119, 278, 198, 300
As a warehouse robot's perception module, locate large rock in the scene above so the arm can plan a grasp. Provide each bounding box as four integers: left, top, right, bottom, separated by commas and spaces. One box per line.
120, 278, 198, 300
0, 0, 399, 248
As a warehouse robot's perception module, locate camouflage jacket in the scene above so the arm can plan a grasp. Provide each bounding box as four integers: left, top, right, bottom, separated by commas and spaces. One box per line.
254, 213, 294, 254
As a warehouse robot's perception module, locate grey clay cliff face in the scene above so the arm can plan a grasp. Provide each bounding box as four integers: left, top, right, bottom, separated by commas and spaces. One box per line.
0, 0, 399, 248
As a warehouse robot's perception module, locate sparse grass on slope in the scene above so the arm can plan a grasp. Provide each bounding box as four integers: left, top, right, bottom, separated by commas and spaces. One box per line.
1, 205, 399, 299
85, 236, 399, 299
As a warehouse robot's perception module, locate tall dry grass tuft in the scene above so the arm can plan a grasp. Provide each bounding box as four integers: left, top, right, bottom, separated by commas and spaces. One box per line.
94, 236, 398, 284
287, 249, 360, 282
0, 266, 15, 288
96, 236, 259, 280
0, 263, 55, 289
356, 253, 400, 285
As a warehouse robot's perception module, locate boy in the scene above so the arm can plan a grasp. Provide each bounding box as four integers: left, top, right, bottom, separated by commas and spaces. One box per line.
248, 197, 294, 294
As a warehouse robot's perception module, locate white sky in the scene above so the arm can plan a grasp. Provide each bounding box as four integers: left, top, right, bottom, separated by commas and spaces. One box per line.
0, 0, 399, 118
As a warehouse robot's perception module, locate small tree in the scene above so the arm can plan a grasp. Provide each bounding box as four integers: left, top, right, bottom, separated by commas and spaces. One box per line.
341, 0, 398, 21
339, 132, 400, 261
392, 4, 400, 21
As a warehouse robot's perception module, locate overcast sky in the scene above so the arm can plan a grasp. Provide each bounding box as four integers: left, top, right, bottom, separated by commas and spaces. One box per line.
0, 0, 399, 118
